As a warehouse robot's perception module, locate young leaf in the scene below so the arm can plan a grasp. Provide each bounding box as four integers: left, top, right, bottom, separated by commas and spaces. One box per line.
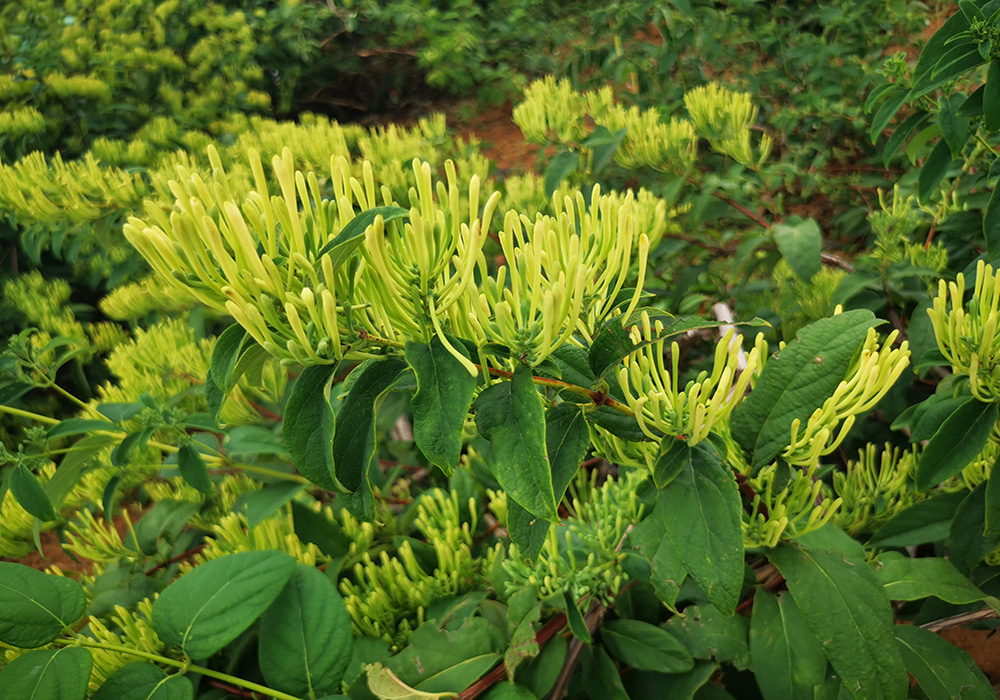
367, 663, 458, 699
0, 647, 92, 700
915, 398, 999, 491
260, 563, 353, 696
985, 58, 1000, 131
730, 310, 879, 472
474, 366, 557, 521
749, 590, 828, 700
652, 435, 692, 489
0, 562, 86, 647
151, 550, 296, 659
917, 138, 956, 203
562, 591, 592, 643
92, 662, 194, 700
543, 150, 579, 197
657, 441, 744, 614
601, 619, 694, 673
407, 337, 477, 475
769, 543, 907, 700
332, 358, 409, 492
316, 206, 410, 271
894, 625, 994, 700
176, 445, 211, 496
283, 363, 340, 491
209, 323, 249, 393
873, 552, 987, 604
505, 586, 541, 678
10, 464, 57, 522
46, 418, 126, 440
772, 218, 822, 281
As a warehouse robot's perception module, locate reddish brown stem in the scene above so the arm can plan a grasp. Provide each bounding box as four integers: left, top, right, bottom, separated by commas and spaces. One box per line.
144, 544, 207, 575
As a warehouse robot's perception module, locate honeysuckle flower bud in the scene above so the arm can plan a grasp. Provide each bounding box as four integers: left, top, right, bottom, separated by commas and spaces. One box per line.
928, 260, 1000, 401
743, 463, 841, 547
684, 82, 772, 168
833, 443, 923, 536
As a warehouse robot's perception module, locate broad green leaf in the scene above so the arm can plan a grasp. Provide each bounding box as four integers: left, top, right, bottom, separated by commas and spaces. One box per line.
260, 564, 353, 696
407, 337, 476, 475
152, 550, 296, 659
629, 503, 686, 610
46, 418, 126, 440
545, 402, 589, 501
0, 647, 91, 700
938, 93, 972, 158
894, 625, 994, 700
176, 445, 211, 496
658, 441, 743, 614
504, 586, 541, 678
283, 364, 339, 491
506, 500, 550, 560
516, 634, 566, 698
985, 58, 1000, 131
333, 359, 409, 492
209, 323, 249, 393
769, 543, 907, 700
985, 177, 1000, 258
916, 398, 999, 490
918, 138, 956, 203
749, 590, 827, 700
316, 206, 410, 270
236, 482, 307, 528
367, 663, 458, 700
601, 619, 694, 673
543, 150, 579, 197
652, 435, 692, 489
45, 434, 117, 507
92, 662, 194, 700
0, 562, 86, 647
730, 310, 879, 472
387, 617, 505, 693
874, 552, 987, 604
867, 490, 967, 547
581, 644, 630, 700
550, 343, 597, 389
948, 483, 1000, 571
664, 604, 750, 669
585, 404, 647, 441
474, 366, 557, 520
562, 591, 591, 643
772, 218, 822, 281
11, 464, 57, 522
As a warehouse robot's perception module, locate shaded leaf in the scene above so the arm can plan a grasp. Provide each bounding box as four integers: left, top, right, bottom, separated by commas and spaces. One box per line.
176, 445, 211, 496
873, 552, 987, 604
92, 662, 194, 700
772, 218, 822, 281
601, 619, 694, 673
283, 364, 340, 491
916, 398, 999, 490
11, 464, 57, 522
895, 624, 994, 700
0, 562, 85, 648
0, 647, 91, 700
749, 590, 827, 700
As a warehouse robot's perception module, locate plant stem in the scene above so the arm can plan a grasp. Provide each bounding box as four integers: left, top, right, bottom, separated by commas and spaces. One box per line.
56, 638, 303, 700
0, 404, 59, 425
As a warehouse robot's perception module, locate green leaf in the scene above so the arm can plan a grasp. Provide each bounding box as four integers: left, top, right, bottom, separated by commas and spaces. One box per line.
387, 618, 505, 693
367, 663, 458, 699
210, 323, 249, 393
916, 398, 999, 490
868, 87, 909, 143
873, 552, 987, 604
652, 435, 692, 489
316, 206, 410, 271
769, 543, 907, 700
657, 441, 743, 614
176, 445, 211, 496
938, 94, 972, 158
151, 550, 296, 659
730, 310, 879, 472
92, 662, 194, 700
602, 618, 694, 673
46, 418, 126, 441
773, 218, 822, 281
0, 647, 91, 700
749, 590, 828, 700
581, 125, 627, 174
260, 563, 353, 696
283, 364, 339, 491
867, 489, 967, 547
481, 682, 538, 700
0, 562, 86, 647
516, 634, 566, 698
333, 358, 409, 492
984, 176, 1000, 258
585, 404, 647, 441
986, 454, 1000, 536
204, 371, 224, 425
581, 644, 630, 700
918, 138, 956, 203
543, 150, 579, 197
562, 591, 591, 643
504, 586, 541, 678
545, 402, 589, 501
882, 110, 929, 168
664, 604, 750, 669
407, 337, 476, 475
506, 500, 550, 560
11, 464, 57, 522
896, 625, 995, 700
45, 434, 116, 508
984, 58, 1000, 131
236, 482, 307, 528
948, 483, 999, 571
474, 366, 557, 520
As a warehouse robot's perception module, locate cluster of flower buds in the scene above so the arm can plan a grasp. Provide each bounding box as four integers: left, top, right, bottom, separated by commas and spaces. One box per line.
683, 83, 773, 168
928, 260, 1000, 401
833, 443, 922, 535
743, 462, 842, 547
781, 327, 910, 467
617, 321, 762, 445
